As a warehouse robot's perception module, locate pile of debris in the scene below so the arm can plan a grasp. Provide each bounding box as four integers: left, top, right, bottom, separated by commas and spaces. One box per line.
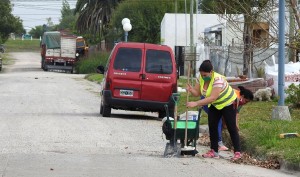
198, 134, 280, 169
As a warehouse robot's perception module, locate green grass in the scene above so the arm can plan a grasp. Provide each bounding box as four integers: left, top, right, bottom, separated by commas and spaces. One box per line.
4, 38, 41, 52
85, 75, 300, 164
238, 101, 300, 164
0, 53, 15, 65
75, 51, 109, 74
84, 73, 104, 84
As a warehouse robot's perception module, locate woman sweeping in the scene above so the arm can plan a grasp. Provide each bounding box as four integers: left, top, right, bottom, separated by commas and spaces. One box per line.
186, 60, 241, 160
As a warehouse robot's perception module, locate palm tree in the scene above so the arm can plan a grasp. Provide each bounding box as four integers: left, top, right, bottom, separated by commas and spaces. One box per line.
74, 0, 122, 40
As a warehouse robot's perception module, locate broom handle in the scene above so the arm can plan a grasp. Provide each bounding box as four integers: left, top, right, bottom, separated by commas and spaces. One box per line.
173, 93, 179, 147
184, 61, 191, 147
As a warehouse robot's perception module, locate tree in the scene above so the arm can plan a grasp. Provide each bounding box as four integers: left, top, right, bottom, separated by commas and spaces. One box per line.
46, 18, 55, 28
201, 0, 272, 76
74, 0, 123, 43
58, 0, 77, 32
0, 0, 25, 43
109, 0, 191, 44
29, 25, 44, 38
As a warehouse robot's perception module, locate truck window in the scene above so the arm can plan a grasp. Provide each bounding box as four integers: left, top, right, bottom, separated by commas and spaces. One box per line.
145, 50, 173, 74
113, 48, 142, 72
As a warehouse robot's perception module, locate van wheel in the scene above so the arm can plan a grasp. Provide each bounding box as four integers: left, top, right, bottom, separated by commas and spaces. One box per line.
102, 104, 111, 117
71, 66, 77, 74
158, 111, 166, 119
159, 108, 174, 119
100, 103, 103, 114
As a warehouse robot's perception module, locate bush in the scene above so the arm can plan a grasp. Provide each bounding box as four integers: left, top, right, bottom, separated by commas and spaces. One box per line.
75, 51, 110, 74
285, 83, 300, 108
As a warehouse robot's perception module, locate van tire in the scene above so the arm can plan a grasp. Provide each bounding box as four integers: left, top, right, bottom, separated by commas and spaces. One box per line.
159, 108, 175, 119
100, 104, 103, 114
158, 111, 165, 119
102, 104, 111, 117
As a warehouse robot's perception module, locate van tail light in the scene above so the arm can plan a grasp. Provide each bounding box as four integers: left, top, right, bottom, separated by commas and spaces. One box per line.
105, 78, 111, 89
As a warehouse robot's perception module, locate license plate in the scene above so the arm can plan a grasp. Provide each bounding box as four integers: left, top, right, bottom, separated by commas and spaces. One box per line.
120, 90, 133, 96
55, 59, 65, 63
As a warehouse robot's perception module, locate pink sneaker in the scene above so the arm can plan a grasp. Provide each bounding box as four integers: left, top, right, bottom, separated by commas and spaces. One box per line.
218, 145, 229, 151
202, 149, 220, 159
231, 152, 241, 160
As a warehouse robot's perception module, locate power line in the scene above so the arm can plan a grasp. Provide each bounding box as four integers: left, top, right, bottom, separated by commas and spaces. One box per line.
14, 14, 61, 15
11, 0, 77, 1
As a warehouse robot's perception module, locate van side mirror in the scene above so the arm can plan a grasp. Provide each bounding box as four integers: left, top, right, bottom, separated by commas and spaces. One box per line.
97, 65, 105, 74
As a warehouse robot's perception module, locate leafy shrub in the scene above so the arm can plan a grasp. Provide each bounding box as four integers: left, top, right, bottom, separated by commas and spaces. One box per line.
285, 83, 300, 108
254, 65, 265, 78
75, 51, 109, 74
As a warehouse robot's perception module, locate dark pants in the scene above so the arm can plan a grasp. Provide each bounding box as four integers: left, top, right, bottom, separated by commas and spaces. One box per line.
202, 101, 223, 143
208, 104, 241, 153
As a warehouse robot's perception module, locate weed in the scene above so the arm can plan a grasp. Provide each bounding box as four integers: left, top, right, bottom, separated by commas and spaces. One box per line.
254, 65, 265, 78
285, 83, 300, 108
4, 39, 40, 52
75, 51, 109, 74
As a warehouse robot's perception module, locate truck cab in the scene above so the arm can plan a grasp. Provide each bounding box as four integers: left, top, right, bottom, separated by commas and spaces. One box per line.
76, 36, 89, 59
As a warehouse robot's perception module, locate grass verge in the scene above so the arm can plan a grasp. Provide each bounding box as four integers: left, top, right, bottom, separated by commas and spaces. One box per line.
0, 53, 15, 66
238, 101, 300, 164
85, 75, 300, 164
75, 51, 109, 74
4, 38, 40, 52
84, 73, 103, 84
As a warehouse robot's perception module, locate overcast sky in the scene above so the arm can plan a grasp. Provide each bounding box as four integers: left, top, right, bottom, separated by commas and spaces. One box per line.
11, 0, 77, 32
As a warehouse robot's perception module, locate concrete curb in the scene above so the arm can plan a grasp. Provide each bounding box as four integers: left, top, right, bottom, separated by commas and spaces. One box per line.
279, 159, 300, 173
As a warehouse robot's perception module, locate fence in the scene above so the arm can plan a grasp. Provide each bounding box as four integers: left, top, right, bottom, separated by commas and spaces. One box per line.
207, 45, 284, 78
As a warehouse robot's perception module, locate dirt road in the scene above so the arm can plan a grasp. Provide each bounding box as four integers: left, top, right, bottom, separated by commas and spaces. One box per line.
0, 52, 297, 177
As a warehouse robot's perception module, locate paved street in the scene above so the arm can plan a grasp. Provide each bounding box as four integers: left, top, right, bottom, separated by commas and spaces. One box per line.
0, 52, 298, 177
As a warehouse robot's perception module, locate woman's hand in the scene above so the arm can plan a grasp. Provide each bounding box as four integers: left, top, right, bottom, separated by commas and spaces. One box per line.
186, 83, 200, 97
186, 101, 198, 108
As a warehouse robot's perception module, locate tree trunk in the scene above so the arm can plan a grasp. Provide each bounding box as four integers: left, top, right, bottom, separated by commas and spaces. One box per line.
243, 15, 252, 76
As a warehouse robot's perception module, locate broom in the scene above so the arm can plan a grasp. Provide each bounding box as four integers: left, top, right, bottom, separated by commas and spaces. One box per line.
181, 61, 195, 151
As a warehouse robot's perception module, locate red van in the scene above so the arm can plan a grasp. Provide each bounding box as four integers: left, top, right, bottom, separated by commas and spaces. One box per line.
97, 42, 177, 118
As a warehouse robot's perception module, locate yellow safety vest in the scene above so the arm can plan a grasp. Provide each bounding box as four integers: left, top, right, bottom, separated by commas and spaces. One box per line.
199, 71, 237, 110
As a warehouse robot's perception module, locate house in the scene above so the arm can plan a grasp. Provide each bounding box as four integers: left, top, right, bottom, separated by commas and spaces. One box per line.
160, 13, 221, 76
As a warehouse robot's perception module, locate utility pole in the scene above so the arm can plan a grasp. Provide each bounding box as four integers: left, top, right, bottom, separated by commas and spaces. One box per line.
272, 0, 291, 121
190, 0, 195, 77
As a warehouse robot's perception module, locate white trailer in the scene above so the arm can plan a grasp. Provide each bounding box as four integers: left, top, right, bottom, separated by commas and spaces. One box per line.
41, 31, 77, 73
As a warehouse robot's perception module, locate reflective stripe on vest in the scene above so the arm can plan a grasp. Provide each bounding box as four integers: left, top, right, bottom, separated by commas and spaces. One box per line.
199, 71, 237, 110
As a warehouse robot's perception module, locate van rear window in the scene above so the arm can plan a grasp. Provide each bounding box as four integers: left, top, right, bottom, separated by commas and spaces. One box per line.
145, 50, 173, 74
113, 48, 142, 72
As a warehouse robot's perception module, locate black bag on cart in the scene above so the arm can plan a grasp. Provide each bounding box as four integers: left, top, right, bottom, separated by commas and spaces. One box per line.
162, 120, 173, 140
